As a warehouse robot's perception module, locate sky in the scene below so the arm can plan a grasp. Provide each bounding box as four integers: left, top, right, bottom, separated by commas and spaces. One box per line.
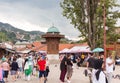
0, 0, 80, 41
0, 0, 119, 41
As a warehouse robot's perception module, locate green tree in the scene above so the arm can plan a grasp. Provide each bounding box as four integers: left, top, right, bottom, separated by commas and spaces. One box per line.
24, 34, 30, 40
34, 36, 41, 41
61, 0, 120, 49
7, 32, 17, 42
0, 32, 8, 42
60, 38, 69, 43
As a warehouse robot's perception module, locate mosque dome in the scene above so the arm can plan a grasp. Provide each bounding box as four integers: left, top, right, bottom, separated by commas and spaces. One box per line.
47, 26, 60, 33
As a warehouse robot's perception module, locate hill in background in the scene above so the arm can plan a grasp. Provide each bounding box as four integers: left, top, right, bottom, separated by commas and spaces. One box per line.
0, 22, 45, 43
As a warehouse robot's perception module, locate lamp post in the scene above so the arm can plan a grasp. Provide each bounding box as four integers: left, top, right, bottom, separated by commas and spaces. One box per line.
103, 2, 107, 69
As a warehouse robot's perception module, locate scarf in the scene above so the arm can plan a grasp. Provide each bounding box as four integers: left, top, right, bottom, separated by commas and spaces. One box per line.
95, 69, 108, 83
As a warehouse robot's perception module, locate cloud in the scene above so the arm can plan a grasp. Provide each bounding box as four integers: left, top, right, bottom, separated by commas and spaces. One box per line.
0, 0, 80, 40
0, 0, 120, 41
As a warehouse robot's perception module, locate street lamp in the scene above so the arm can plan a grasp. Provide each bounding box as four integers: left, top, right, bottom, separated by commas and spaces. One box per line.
103, 2, 107, 69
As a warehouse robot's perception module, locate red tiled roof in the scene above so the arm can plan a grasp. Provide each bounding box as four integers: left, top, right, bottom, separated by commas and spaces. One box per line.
59, 43, 88, 51
59, 44, 74, 51
22, 42, 88, 52
38, 45, 47, 51
32, 41, 42, 47
32, 44, 47, 52
35, 44, 74, 52
26, 44, 32, 49
16, 47, 26, 51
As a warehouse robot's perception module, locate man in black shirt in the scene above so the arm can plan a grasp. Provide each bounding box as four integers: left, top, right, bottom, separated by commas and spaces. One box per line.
87, 54, 95, 83
87, 54, 95, 69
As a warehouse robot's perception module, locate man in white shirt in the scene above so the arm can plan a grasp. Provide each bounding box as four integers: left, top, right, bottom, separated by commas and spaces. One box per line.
16, 55, 25, 78
106, 54, 115, 83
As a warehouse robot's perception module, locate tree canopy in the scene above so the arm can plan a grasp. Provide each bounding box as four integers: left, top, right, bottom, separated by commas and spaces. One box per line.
0, 32, 8, 43
61, 0, 120, 49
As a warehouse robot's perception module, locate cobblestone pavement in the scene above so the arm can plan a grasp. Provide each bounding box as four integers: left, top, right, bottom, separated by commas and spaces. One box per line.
6, 64, 120, 83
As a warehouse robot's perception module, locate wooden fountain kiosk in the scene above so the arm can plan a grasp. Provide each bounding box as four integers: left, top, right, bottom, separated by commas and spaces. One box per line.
42, 26, 64, 60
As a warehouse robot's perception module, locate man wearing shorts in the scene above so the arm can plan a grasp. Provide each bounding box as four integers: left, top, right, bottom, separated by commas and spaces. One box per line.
37, 56, 46, 83
1, 59, 10, 82
10, 58, 19, 81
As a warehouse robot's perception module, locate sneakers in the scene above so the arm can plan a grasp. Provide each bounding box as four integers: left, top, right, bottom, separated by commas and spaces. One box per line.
67, 80, 71, 83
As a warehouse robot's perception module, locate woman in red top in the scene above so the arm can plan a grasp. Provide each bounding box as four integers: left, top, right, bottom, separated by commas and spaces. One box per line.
37, 56, 46, 83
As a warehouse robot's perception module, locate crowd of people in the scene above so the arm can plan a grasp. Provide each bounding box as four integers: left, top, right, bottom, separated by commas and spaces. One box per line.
60, 54, 73, 83
0, 51, 116, 83
0, 53, 50, 83
59, 52, 115, 83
